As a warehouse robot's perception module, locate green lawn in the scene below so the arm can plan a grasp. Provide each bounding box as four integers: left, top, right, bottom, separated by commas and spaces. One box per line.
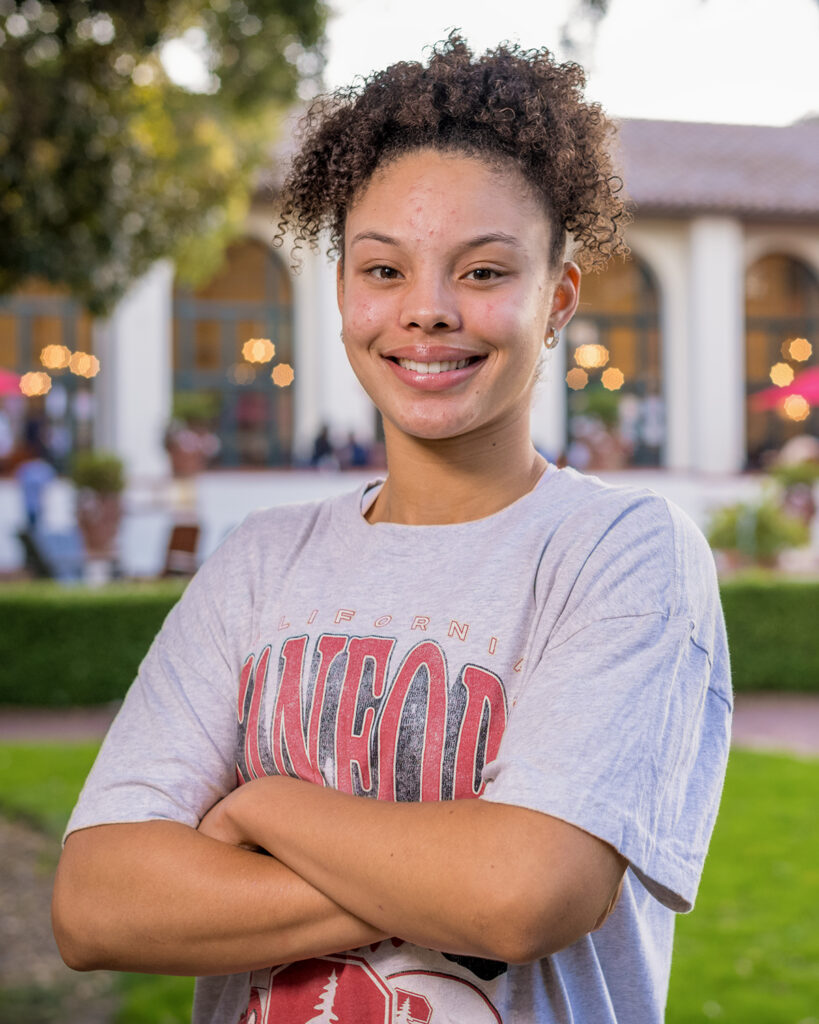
667, 749, 819, 1024
1, 742, 816, 1023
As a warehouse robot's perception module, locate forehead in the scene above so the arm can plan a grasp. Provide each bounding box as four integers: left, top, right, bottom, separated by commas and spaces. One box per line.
346, 149, 552, 248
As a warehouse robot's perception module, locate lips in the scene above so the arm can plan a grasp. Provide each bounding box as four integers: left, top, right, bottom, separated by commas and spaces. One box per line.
383, 352, 486, 391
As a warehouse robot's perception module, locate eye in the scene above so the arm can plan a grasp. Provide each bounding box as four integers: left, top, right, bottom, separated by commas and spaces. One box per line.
366, 265, 401, 281
465, 267, 500, 281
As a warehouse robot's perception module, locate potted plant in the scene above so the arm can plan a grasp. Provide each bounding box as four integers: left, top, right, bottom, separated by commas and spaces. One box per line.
165, 391, 221, 477
768, 460, 819, 526
706, 493, 809, 570
71, 450, 125, 562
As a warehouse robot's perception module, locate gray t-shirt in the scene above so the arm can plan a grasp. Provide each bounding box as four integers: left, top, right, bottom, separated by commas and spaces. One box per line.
67, 465, 732, 1023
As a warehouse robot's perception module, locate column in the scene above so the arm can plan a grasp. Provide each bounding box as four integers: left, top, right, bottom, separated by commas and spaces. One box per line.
688, 217, 745, 474
94, 260, 173, 480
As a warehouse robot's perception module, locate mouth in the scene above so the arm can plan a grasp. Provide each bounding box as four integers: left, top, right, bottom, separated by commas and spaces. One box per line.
387, 355, 484, 374
382, 352, 486, 392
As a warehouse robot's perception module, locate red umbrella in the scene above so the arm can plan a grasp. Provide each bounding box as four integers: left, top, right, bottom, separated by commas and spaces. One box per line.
0, 367, 21, 397
750, 366, 819, 411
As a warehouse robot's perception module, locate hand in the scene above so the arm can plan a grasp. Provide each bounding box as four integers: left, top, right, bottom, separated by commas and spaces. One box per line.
198, 785, 261, 851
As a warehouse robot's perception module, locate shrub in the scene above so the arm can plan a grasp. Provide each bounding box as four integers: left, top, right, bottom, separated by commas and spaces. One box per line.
70, 451, 126, 494
720, 576, 819, 692
706, 495, 809, 564
0, 582, 183, 707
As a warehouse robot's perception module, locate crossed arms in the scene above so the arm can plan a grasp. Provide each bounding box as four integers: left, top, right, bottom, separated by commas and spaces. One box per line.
53, 776, 626, 976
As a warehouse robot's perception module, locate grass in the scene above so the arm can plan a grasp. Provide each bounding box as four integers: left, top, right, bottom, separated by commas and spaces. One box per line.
0, 741, 816, 1022
667, 748, 819, 1024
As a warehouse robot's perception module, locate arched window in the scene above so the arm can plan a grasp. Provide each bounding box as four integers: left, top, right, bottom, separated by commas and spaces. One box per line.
564, 256, 662, 468
173, 240, 294, 466
0, 279, 96, 471
745, 254, 819, 463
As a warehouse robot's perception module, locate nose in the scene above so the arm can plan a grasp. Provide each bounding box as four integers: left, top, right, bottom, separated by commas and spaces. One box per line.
400, 274, 461, 333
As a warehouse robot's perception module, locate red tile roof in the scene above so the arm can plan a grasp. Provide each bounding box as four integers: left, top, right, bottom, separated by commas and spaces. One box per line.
617, 118, 819, 220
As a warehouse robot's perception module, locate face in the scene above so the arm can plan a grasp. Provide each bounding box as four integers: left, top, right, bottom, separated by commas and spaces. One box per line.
337, 149, 580, 444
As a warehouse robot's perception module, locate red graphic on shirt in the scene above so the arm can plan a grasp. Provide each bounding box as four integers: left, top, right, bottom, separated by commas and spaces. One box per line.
377, 640, 448, 802
242, 955, 393, 1023
387, 970, 504, 1023
238, 957, 507, 1023
392, 988, 432, 1023
236, 633, 507, 801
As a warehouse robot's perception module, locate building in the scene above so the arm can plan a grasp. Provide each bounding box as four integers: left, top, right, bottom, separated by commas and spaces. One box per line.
2, 116, 818, 489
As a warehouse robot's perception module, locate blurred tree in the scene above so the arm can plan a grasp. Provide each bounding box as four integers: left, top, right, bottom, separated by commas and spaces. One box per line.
0, 0, 326, 313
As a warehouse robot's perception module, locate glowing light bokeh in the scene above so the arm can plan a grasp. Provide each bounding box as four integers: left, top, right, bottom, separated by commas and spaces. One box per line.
787, 337, 813, 362
782, 394, 810, 422
40, 344, 71, 370
574, 344, 610, 370
242, 338, 276, 364
69, 352, 100, 378
566, 367, 588, 390
20, 371, 52, 397
769, 362, 795, 387
601, 367, 625, 391
271, 363, 295, 388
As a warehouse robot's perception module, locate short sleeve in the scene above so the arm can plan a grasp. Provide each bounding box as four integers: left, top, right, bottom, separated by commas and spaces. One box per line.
481, 494, 732, 913
64, 523, 254, 840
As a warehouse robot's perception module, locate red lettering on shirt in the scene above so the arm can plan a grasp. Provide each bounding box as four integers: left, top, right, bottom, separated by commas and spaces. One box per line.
335, 636, 396, 794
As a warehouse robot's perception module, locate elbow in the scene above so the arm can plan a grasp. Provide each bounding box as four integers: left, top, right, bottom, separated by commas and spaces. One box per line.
52, 895, 99, 971
51, 858, 109, 971
477, 888, 611, 965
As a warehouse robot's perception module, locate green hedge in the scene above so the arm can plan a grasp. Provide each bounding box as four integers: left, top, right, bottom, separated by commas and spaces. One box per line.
0, 577, 817, 707
0, 582, 184, 707
719, 576, 819, 693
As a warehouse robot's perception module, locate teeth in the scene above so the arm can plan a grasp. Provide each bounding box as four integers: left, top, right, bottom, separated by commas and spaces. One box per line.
397, 358, 470, 373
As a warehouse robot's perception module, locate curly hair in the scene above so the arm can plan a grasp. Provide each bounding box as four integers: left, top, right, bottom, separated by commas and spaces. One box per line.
277, 34, 628, 272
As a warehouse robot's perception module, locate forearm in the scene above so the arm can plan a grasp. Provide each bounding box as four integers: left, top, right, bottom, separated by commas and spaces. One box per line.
52, 820, 385, 975
220, 777, 626, 963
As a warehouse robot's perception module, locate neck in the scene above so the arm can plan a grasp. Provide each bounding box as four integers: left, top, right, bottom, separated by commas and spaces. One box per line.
367, 413, 547, 525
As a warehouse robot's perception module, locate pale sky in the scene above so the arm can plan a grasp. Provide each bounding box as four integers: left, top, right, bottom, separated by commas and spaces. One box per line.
323, 0, 819, 125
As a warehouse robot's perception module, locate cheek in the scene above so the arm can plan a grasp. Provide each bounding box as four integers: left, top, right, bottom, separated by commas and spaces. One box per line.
345, 295, 380, 334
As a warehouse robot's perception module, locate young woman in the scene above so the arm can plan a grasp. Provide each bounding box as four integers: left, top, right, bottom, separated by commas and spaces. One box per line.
54, 36, 731, 1024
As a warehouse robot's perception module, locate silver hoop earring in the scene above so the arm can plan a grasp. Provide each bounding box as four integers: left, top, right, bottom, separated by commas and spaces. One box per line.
544, 327, 560, 350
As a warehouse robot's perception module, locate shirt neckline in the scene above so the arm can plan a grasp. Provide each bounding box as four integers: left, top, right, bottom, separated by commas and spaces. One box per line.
331, 462, 561, 553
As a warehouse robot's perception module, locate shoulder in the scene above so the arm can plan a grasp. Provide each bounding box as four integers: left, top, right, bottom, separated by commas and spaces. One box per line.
537, 469, 719, 626
176, 485, 366, 617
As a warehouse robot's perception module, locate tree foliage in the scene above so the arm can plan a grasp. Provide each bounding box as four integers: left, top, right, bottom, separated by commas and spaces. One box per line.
0, 0, 326, 313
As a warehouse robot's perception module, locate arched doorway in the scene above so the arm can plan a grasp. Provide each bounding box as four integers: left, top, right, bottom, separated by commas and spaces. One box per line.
564, 256, 662, 468
173, 239, 294, 466
0, 279, 97, 471
745, 254, 819, 464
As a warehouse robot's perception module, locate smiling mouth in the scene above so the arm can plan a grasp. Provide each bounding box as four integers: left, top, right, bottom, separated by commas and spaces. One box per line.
388, 356, 484, 374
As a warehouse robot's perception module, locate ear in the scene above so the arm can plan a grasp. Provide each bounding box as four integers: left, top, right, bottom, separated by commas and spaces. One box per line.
336, 259, 344, 315
549, 261, 581, 332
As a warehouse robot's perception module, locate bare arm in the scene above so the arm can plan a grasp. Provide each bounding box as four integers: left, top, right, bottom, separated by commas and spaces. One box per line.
52, 820, 386, 975
200, 776, 627, 964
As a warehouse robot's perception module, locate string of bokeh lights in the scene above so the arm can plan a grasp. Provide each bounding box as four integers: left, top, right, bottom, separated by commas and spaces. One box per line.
19, 337, 296, 399
565, 343, 626, 394
565, 336, 815, 424
768, 337, 813, 422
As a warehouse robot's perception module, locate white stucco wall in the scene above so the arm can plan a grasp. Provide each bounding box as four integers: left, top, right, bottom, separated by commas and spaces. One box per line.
744, 224, 819, 279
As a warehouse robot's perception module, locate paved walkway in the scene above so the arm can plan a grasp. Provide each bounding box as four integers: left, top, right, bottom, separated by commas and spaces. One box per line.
0, 694, 817, 756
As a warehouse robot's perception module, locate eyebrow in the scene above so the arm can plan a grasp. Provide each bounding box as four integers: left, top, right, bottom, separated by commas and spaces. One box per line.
349, 230, 523, 251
